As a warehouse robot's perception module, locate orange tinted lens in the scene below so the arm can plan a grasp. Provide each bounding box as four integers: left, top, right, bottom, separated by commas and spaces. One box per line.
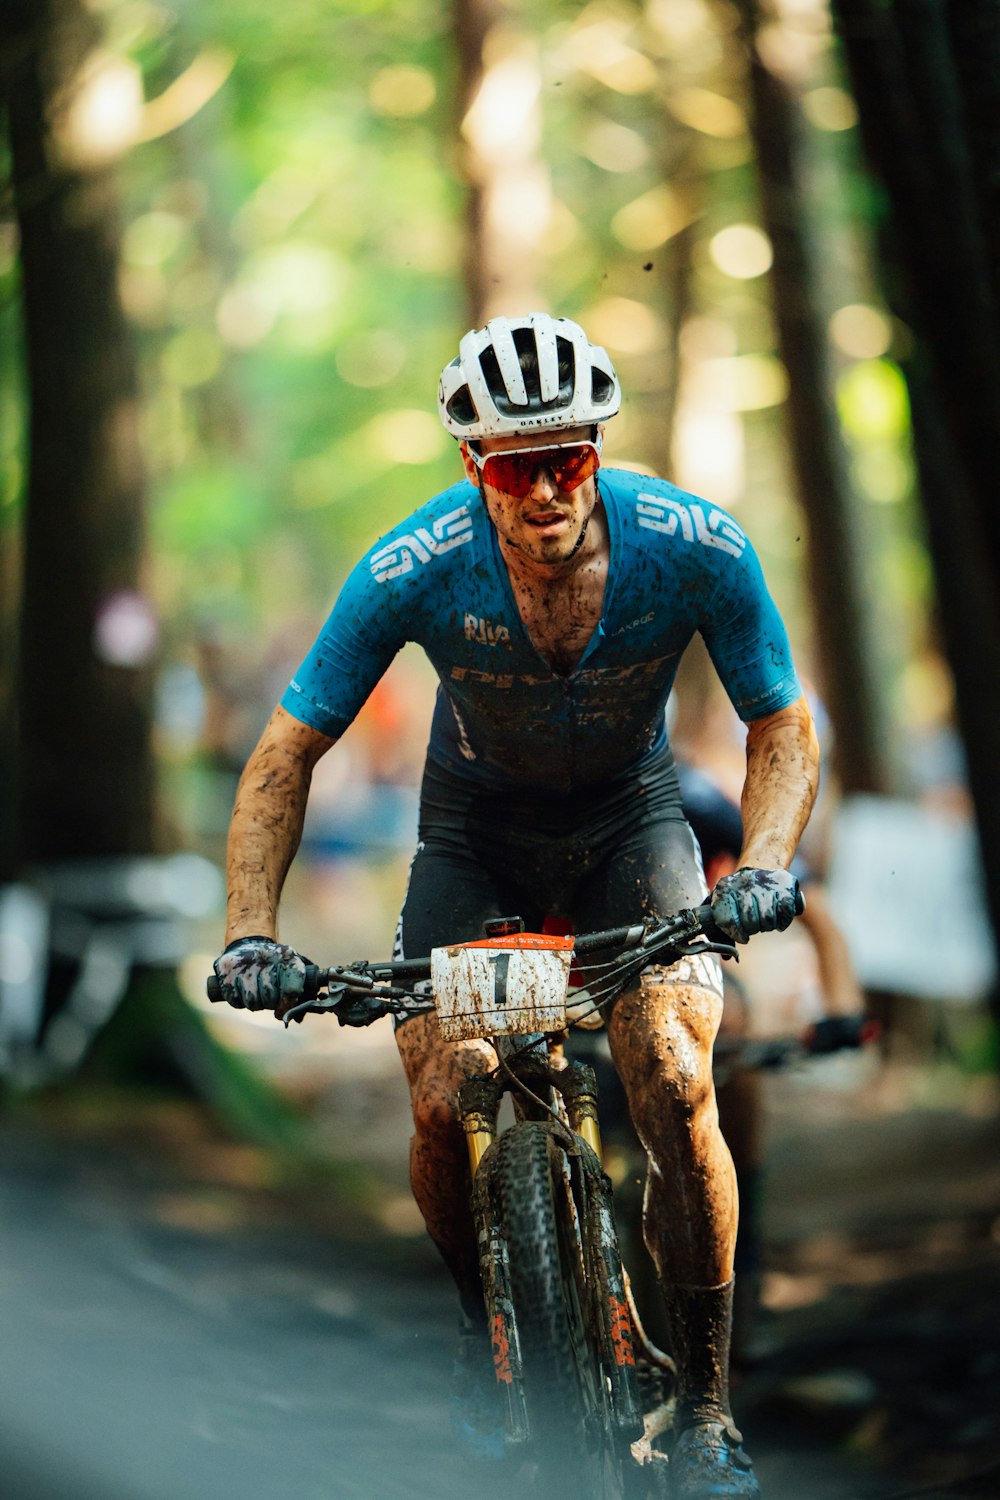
482, 444, 598, 496
550, 445, 599, 490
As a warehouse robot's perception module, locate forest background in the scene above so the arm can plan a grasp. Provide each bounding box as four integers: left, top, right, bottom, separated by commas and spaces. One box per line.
2, 1, 1000, 1495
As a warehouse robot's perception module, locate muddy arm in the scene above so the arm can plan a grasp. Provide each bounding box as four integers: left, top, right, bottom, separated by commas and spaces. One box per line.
738, 694, 820, 871
224, 705, 335, 943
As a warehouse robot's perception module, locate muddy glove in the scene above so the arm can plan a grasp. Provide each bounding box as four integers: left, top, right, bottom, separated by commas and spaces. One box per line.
709, 867, 802, 945
807, 1014, 867, 1054
212, 936, 308, 1011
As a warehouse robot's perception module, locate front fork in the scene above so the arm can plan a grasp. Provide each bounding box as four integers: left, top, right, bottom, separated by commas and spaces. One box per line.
460, 1061, 610, 1440
458, 1059, 604, 1179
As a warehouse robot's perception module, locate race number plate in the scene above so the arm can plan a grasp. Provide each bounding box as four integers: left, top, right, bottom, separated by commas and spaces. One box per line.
431, 936, 573, 1041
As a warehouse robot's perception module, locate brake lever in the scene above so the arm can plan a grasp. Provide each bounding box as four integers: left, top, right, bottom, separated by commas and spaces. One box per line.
677, 936, 739, 963
282, 982, 350, 1027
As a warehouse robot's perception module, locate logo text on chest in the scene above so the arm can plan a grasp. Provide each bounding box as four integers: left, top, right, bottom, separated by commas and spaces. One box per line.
464, 614, 511, 647
612, 612, 655, 636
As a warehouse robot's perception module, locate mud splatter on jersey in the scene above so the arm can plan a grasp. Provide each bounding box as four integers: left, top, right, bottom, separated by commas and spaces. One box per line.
281, 469, 800, 795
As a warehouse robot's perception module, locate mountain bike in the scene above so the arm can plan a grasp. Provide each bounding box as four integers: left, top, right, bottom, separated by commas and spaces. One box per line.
208, 903, 750, 1498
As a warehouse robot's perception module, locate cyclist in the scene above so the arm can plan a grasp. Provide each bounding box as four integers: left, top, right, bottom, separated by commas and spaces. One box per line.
212, 313, 819, 1499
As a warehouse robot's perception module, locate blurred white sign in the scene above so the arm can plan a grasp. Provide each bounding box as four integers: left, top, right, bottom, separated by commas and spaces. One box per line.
826, 796, 996, 1001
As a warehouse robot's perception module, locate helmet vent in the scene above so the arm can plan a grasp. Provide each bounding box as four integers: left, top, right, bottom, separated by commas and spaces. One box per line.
438, 312, 621, 439
592, 368, 615, 406
479, 332, 576, 416
445, 385, 477, 426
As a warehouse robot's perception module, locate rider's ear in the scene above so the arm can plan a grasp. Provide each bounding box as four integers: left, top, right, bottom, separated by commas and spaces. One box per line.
460, 443, 481, 488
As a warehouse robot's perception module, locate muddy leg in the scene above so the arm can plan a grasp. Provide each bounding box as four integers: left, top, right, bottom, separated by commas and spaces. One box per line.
395, 1012, 497, 1323
608, 974, 738, 1427
716, 974, 765, 1362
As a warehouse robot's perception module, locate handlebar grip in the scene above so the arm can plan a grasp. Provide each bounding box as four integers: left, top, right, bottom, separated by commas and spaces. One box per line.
205, 964, 323, 1005
794, 883, 806, 916
694, 902, 728, 944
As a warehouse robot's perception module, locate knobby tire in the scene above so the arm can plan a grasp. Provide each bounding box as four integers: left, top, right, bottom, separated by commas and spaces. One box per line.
496, 1121, 629, 1500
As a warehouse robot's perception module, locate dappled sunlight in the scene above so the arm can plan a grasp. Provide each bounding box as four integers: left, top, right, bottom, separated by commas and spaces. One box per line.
667, 86, 746, 139
462, 43, 541, 162
709, 224, 774, 280
123, 211, 190, 268
672, 406, 745, 507
139, 50, 236, 143
836, 360, 910, 442
582, 118, 649, 174
582, 296, 665, 354
57, 49, 143, 168
688, 353, 789, 413
561, 12, 658, 94
644, 0, 716, 51
335, 330, 407, 389
803, 85, 858, 132
4, 0, 1000, 1493
368, 65, 436, 119
365, 409, 446, 466
160, 326, 223, 388
611, 185, 700, 250
829, 304, 892, 360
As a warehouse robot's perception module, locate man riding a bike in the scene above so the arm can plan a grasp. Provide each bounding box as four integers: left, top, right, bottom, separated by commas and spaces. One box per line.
212, 313, 819, 1499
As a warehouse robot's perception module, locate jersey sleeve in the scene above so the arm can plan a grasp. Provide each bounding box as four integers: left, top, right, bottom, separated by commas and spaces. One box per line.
698, 521, 802, 721
280, 548, 408, 739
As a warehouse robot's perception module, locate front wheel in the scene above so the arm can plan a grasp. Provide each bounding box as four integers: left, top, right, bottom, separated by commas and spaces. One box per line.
496, 1122, 635, 1499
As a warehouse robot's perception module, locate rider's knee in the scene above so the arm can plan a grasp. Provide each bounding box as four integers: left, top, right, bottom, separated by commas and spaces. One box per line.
411, 1083, 462, 1141
618, 981, 719, 1143
410, 1044, 494, 1142
632, 1050, 714, 1144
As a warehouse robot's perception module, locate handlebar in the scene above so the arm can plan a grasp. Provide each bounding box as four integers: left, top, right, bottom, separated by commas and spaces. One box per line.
205, 895, 803, 1024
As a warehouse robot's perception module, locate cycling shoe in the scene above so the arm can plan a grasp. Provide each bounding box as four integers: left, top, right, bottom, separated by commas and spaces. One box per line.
449, 1319, 505, 1463
670, 1419, 761, 1498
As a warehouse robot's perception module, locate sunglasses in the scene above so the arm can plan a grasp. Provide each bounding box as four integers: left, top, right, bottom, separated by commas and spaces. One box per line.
466, 434, 602, 498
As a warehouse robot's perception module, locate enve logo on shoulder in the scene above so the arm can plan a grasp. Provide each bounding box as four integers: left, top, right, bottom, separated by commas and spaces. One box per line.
635, 495, 747, 559
370, 506, 473, 583
464, 615, 511, 647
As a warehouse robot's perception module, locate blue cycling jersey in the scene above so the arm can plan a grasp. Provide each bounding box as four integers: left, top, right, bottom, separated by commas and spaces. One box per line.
281, 467, 801, 795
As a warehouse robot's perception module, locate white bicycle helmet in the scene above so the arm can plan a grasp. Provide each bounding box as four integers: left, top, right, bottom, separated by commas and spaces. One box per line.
438, 312, 621, 439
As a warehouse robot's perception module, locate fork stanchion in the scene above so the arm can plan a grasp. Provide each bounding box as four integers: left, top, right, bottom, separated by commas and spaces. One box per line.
561, 1063, 603, 1159
458, 1075, 502, 1177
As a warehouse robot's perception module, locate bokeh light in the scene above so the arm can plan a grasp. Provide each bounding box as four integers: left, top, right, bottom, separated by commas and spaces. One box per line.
611, 187, 698, 250
369, 65, 436, 118
667, 87, 745, 139
582, 298, 664, 355
709, 224, 773, 280
829, 304, 892, 360
802, 87, 859, 132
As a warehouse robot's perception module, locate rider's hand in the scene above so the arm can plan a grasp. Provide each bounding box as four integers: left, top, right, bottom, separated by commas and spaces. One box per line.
212, 936, 308, 1011
806, 1014, 867, 1054
709, 867, 802, 945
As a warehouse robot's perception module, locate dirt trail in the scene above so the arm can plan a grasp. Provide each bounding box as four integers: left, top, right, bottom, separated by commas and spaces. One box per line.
4, 1041, 998, 1500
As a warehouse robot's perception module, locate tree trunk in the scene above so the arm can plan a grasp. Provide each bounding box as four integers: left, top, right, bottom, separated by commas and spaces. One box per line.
453, 0, 547, 325
730, 0, 891, 794
453, 0, 494, 327
2, 0, 156, 862
831, 0, 1000, 957
945, 0, 1000, 351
